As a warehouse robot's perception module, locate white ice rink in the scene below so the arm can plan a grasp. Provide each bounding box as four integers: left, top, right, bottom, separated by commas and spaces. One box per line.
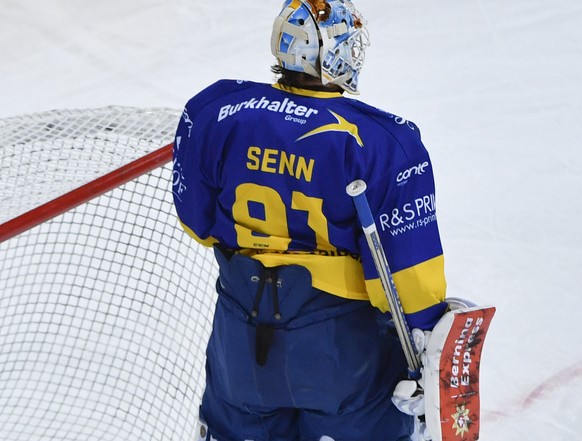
1, 0, 581, 439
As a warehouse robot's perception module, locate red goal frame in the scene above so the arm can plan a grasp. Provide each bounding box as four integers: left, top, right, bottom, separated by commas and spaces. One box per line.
0, 143, 173, 243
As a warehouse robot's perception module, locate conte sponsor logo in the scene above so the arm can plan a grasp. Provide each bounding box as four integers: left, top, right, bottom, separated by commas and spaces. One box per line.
396, 161, 430, 186
217, 96, 319, 122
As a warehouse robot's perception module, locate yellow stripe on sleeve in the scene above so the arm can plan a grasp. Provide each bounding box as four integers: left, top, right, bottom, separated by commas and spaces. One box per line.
178, 219, 218, 247
365, 255, 446, 313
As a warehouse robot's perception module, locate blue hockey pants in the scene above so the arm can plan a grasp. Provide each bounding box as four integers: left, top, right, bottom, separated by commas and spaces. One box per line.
199, 247, 413, 441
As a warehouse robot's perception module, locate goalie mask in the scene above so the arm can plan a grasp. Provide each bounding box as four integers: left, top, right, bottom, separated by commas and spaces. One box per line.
271, 0, 370, 94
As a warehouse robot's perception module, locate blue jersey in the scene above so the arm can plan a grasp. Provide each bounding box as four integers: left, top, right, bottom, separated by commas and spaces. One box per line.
173, 80, 447, 329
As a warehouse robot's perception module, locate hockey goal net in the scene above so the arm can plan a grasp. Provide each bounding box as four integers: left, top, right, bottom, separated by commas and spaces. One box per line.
0, 107, 218, 441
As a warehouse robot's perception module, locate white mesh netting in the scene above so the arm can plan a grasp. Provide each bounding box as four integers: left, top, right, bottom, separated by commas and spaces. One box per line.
0, 107, 218, 441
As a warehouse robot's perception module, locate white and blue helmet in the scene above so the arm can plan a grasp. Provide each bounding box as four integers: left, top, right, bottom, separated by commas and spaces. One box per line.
271, 0, 370, 94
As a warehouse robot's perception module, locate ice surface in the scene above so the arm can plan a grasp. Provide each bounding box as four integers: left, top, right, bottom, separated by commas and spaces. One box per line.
1, 0, 581, 439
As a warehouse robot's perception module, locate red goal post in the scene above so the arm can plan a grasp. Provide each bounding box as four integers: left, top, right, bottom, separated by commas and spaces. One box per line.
0, 107, 218, 441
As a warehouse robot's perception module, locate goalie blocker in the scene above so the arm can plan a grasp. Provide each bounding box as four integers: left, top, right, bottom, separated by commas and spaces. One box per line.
423, 300, 496, 441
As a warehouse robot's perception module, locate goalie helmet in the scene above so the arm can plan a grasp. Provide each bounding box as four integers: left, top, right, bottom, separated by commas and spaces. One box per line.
271, 0, 370, 94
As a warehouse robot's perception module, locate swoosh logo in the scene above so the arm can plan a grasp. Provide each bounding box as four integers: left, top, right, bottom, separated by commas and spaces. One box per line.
296, 110, 364, 147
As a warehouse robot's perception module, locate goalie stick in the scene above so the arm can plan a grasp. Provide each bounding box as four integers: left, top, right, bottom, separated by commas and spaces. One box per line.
346, 179, 421, 377
346, 180, 496, 441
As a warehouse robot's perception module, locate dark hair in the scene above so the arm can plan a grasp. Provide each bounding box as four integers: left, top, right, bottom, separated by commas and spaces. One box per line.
271, 64, 309, 88
271, 64, 343, 93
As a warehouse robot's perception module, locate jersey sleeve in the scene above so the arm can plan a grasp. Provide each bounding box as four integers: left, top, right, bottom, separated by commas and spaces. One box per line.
172, 104, 218, 247
172, 79, 259, 247
352, 117, 447, 330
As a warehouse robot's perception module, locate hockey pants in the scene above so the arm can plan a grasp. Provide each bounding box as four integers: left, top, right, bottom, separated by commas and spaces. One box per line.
199, 246, 414, 441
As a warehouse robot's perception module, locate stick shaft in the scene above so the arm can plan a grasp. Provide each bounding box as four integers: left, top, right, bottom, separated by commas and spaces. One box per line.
346, 180, 421, 375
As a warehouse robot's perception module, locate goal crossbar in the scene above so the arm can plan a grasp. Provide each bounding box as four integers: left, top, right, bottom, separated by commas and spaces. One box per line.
0, 144, 173, 243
